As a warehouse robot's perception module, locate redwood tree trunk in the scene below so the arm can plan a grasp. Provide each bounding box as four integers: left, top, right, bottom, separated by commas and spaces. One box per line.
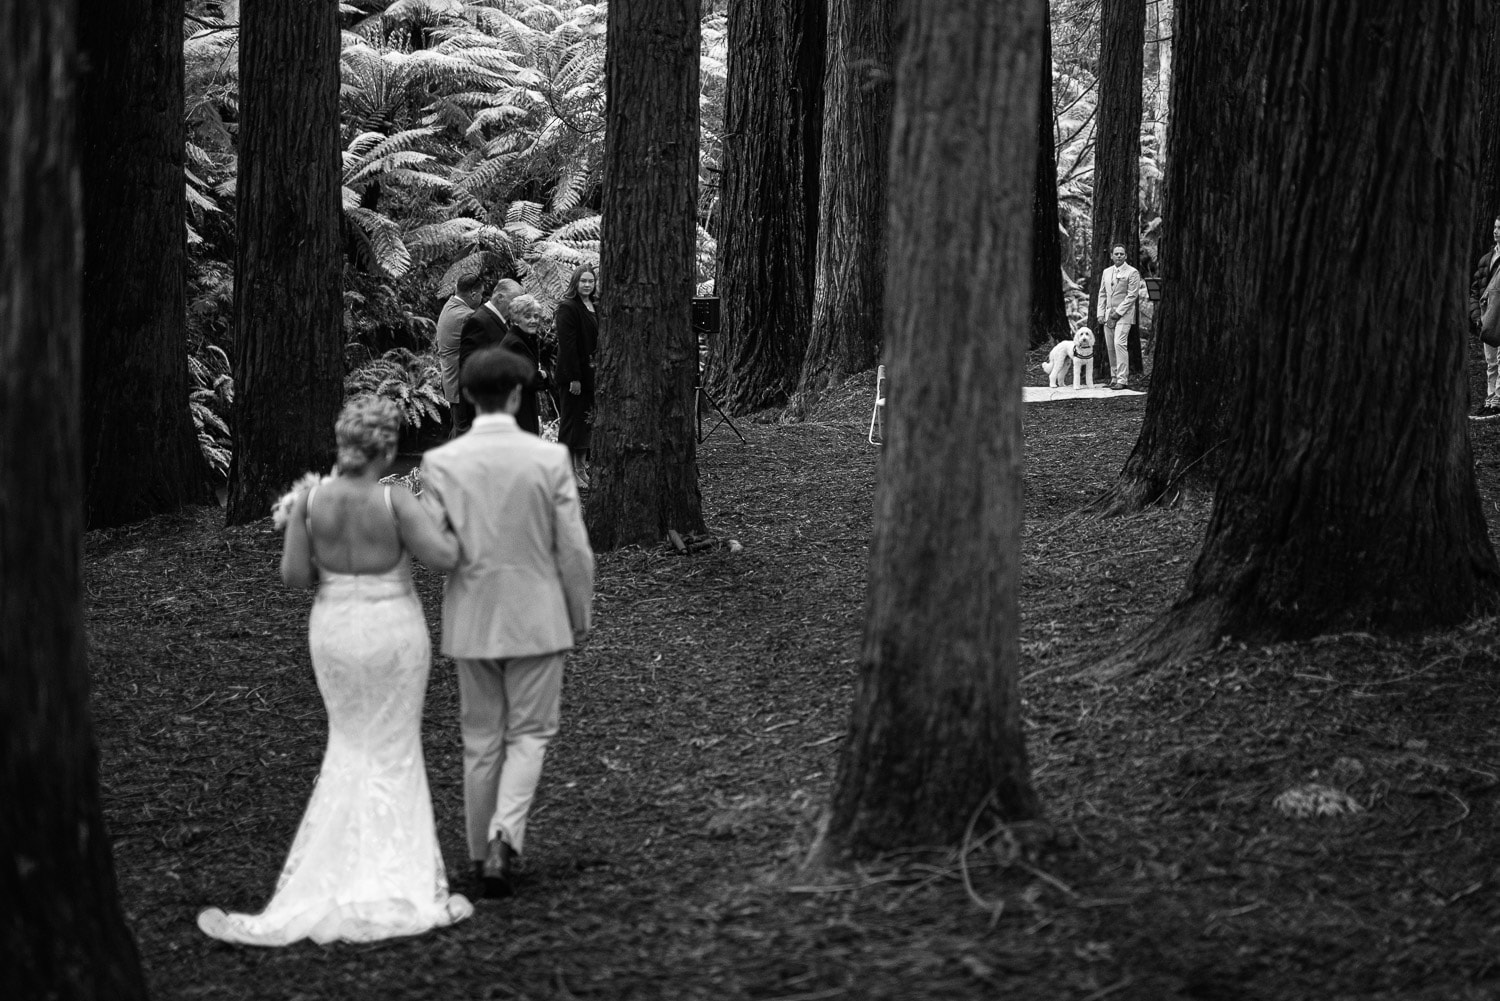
1470, 9, 1500, 264
226, 0, 344, 525
1, 3, 150, 996
585, 0, 705, 551
788, 0, 893, 417
1114, 0, 1500, 671
1086, 0, 1145, 377
78, 0, 203, 529
708, 0, 826, 414
1029, 11, 1069, 349
1105, 0, 1256, 510
826, 0, 1042, 857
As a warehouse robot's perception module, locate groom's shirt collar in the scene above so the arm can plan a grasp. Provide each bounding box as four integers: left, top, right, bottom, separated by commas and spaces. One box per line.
472, 412, 517, 430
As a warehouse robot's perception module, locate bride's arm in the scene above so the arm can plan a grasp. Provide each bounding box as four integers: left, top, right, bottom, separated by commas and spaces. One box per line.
392, 485, 461, 572
280, 490, 317, 588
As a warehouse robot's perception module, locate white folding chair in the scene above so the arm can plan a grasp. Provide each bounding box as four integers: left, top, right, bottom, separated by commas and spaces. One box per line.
868, 364, 886, 445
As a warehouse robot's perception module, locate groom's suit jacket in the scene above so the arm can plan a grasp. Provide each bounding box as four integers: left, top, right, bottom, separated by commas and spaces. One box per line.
418, 413, 594, 659
1096, 263, 1144, 326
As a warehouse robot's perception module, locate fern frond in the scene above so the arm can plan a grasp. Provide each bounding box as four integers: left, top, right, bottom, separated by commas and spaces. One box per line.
346, 206, 414, 280
407, 217, 485, 260
549, 213, 601, 242
346, 149, 439, 186
549, 162, 587, 214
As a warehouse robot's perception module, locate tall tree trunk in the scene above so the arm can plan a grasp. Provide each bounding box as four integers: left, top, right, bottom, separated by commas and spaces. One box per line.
1, 3, 150, 996
1103, 0, 1255, 511
585, 0, 705, 551
708, 0, 826, 414
1029, 11, 1069, 349
1470, 8, 1500, 264
77, 0, 203, 529
226, 0, 344, 526
824, 0, 1042, 858
1086, 0, 1145, 380
787, 0, 893, 418
1103, 0, 1500, 677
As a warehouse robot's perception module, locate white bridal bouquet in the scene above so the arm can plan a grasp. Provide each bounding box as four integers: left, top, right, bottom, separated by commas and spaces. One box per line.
270, 471, 323, 530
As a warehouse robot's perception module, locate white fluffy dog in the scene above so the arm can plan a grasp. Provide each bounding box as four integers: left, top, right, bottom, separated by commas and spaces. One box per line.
1042, 327, 1096, 389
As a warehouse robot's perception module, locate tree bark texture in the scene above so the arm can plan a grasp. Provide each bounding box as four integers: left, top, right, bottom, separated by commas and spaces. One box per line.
1121, 0, 1500, 667
226, 0, 344, 525
1029, 11, 1070, 349
1469, 8, 1500, 265
1085, 0, 1144, 365
1106, 0, 1257, 510
585, 0, 705, 551
708, 0, 826, 414
1, 3, 150, 997
788, 0, 893, 417
826, 0, 1042, 857
77, 0, 203, 529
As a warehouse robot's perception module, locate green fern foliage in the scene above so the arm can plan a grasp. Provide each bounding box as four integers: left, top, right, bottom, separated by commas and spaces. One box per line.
345, 348, 448, 433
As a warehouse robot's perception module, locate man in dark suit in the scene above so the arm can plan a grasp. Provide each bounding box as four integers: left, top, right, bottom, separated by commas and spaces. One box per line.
454, 279, 523, 433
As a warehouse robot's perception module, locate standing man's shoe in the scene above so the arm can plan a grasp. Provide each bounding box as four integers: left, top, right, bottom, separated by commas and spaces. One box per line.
482, 837, 517, 898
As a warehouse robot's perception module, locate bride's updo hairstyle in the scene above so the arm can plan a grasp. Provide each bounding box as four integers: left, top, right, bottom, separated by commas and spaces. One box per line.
334, 394, 402, 475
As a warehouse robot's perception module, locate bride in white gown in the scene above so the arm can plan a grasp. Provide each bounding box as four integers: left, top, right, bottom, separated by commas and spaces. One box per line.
199, 396, 473, 946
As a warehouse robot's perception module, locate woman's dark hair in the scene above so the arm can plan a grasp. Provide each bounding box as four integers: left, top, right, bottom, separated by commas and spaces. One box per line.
461, 346, 536, 411
563, 263, 597, 302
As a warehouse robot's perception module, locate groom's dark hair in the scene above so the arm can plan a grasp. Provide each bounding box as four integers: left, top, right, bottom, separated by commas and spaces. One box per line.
462, 346, 534, 412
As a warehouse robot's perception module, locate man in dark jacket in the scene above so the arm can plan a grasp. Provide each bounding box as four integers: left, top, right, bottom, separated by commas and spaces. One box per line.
1469, 217, 1500, 417
455, 279, 523, 433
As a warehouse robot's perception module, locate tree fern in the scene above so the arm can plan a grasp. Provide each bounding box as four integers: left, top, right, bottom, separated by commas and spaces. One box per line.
345, 347, 449, 430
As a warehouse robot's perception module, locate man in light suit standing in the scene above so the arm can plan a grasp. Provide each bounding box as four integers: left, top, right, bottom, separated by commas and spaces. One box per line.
435, 272, 486, 435
419, 347, 595, 898
1095, 244, 1145, 390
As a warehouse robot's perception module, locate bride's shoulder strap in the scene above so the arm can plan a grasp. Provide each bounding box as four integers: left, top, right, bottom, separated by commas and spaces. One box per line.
383, 483, 398, 527
304, 483, 320, 531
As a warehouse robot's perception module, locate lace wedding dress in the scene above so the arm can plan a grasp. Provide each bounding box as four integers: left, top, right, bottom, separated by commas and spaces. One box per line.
199, 554, 472, 946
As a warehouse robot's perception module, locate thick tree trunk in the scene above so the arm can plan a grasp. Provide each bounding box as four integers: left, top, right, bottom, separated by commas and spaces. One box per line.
78, 0, 203, 529
1104, 0, 1500, 677
585, 0, 705, 551
1086, 0, 1145, 379
787, 0, 893, 418
1, 3, 150, 996
825, 0, 1042, 857
226, 0, 344, 526
708, 0, 826, 414
1029, 12, 1069, 349
1104, 0, 1255, 511
1470, 9, 1500, 264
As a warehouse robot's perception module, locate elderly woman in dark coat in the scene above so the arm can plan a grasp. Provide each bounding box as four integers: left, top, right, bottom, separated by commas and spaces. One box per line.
552, 264, 598, 486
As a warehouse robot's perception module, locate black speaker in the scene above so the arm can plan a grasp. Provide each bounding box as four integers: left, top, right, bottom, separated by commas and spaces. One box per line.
691, 296, 720, 337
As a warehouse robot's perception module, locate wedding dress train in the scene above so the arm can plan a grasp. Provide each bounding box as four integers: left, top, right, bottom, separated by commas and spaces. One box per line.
199, 558, 472, 945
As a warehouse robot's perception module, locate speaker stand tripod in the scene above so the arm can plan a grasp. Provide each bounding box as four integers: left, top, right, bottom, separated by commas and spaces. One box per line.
695, 382, 746, 444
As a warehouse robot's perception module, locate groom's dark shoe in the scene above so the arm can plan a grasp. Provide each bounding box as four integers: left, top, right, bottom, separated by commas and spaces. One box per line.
482, 837, 517, 899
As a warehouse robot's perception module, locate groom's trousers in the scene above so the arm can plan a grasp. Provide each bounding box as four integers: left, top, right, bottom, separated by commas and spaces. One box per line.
456, 652, 563, 860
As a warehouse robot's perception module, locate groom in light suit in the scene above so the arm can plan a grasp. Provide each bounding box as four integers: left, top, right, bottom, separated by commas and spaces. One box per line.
1095, 244, 1145, 390
419, 347, 594, 898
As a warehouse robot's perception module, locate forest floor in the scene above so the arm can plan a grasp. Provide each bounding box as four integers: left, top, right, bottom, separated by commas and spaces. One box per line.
86, 346, 1500, 1001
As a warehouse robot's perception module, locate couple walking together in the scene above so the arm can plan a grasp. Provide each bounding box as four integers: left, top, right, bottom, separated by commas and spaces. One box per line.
198, 347, 595, 946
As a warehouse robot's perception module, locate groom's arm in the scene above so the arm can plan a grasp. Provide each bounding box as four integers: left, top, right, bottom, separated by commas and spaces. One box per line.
417, 456, 460, 552
549, 451, 594, 640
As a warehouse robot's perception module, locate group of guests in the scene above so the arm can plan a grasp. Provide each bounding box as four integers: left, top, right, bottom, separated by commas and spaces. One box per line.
435, 265, 599, 485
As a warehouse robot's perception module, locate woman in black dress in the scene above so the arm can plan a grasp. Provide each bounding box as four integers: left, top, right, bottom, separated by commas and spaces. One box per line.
553, 264, 598, 486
